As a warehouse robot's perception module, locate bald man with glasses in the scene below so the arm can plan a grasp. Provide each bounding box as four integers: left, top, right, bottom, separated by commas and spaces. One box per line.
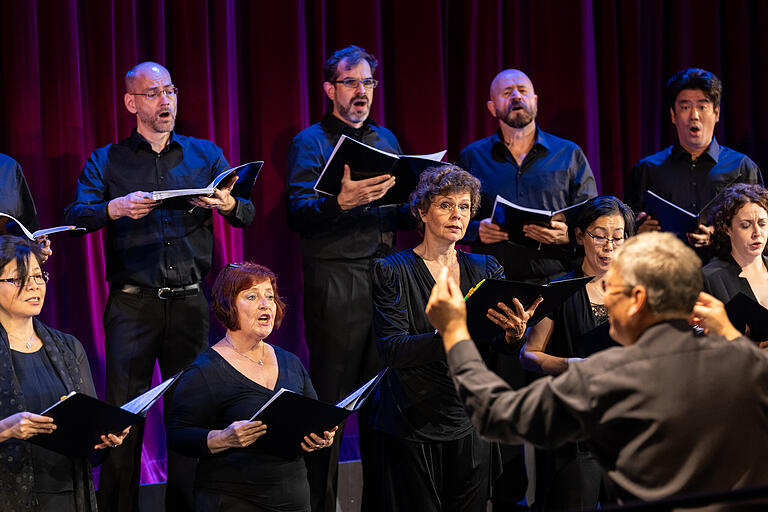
65, 61, 254, 512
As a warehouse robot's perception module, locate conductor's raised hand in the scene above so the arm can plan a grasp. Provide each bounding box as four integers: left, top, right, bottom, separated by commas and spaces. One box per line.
426, 267, 471, 352
690, 292, 741, 341
487, 297, 543, 344
107, 191, 160, 220
301, 426, 338, 453
207, 420, 267, 454
188, 175, 238, 214
0, 412, 56, 442
336, 164, 396, 211
478, 218, 509, 244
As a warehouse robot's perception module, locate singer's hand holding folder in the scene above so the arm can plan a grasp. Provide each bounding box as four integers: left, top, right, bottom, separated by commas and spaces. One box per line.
28, 374, 180, 457
150, 161, 264, 204
490, 195, 587, 248
0, 212, 85, 239
248, 368, 387, 458
313, 135, 446, 206
464, 276, 592, 342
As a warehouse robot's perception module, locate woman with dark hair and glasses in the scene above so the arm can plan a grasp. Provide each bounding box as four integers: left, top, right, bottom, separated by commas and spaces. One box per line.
515, 195, 635, 509
0, 235, 128, 511
371, 165, 527, 511
167, 262, 336, 512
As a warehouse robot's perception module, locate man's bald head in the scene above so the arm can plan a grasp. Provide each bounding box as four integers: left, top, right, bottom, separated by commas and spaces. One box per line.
489, 69, 534, 98
123, 61, 177, 137
487, 69, 538, 129
125, 62, 170, 92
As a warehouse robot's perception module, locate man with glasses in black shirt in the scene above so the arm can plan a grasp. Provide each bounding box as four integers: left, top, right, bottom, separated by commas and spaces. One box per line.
286, 45, 412, 512
65, 61, 254, 512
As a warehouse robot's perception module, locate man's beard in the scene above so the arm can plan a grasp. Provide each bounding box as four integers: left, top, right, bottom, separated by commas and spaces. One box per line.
502, 102, 536, 129
140, 109, 176, 133
337, 95, 370, 124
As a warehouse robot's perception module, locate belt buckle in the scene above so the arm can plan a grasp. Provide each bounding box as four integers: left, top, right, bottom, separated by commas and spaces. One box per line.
157, 287, 172, 300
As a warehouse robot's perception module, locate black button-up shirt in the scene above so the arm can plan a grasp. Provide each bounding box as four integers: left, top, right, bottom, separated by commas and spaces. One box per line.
458, 129, 597, 282
0, 153, 39, 231
625, 138, 763, 215
65, 130, 255, 287
286, 114, 413, 260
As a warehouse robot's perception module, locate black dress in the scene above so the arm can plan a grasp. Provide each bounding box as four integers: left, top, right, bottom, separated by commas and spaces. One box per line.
702, 255, 767, 304
532, 267, 608, 511
702, 255, 768, 339
166, 346, 317, 512
0, 320, 98, 512
371, 249, 503, 511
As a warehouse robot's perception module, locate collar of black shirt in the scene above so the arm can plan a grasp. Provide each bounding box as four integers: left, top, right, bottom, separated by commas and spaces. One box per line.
671, 137, 721, 163
321, 112, 378, 140
124, 127, 182, 153
491, 127, 550, 161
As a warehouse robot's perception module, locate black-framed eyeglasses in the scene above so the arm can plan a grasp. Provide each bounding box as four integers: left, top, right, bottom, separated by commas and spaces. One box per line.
432, 201, 471, 215
586, 231, 626, 247
0, 272, 50, 288
129, 86, 178, 100
331, 78, 378, 89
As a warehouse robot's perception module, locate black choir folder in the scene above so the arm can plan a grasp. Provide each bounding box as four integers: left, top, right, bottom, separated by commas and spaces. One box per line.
313, 135, 447, 206
28, 374, 180, 457
0, 212, 85, 239
490, 195, 587, 248
150, 160, 264, 203
643, 190, 701, 237
724, 292, 768, 343
249, 367, 388, 459
464, 276, 592, 342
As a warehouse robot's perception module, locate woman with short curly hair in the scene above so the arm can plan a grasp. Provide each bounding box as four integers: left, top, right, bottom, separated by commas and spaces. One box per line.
370, 164, 523, 511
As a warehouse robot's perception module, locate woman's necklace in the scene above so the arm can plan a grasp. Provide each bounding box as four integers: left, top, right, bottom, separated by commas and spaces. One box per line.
8, 331, 37, 349
225, 333, 265, 366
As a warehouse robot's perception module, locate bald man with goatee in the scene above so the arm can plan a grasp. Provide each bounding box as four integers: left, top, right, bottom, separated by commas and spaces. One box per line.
457, 69, 596, 511
458, 69, 597, 284
66, 61, 255, 512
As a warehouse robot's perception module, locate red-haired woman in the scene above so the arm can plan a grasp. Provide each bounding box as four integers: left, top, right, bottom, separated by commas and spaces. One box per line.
167, 262, 335, 512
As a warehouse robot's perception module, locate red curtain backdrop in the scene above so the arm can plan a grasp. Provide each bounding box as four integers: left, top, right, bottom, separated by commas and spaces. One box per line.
0, 0, 765, 483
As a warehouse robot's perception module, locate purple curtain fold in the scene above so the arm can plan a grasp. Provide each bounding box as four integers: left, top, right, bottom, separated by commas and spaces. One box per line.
1, 0, 766, 485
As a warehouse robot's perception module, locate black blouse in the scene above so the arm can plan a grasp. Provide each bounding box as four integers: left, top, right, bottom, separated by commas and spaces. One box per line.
166, 346, 316, 509
11, 349, 72, 494
544, 267, 606, 360
371, 249, 503, 441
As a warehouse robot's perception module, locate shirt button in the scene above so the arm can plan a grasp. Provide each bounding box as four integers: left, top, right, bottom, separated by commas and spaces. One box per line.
691, 181, 697, 187
168, 265, 174, 270
159, 176, 165, 181
165, 241, 172, 246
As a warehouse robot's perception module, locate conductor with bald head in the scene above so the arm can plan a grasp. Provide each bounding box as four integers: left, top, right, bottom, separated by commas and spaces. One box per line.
65, 61, 255, 512
458, 69, 597, 284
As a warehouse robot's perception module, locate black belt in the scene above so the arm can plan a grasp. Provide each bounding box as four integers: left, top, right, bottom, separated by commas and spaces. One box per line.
117, 283, 201, 300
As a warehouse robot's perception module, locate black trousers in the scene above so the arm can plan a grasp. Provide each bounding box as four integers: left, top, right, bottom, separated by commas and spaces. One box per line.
301, 258, 383, 512
376, 430, 494, 512
533, 443, 604, 511
97, 289, 209, 512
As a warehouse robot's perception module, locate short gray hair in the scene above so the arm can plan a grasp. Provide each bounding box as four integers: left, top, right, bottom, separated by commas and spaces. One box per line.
612, 232, 702, 315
